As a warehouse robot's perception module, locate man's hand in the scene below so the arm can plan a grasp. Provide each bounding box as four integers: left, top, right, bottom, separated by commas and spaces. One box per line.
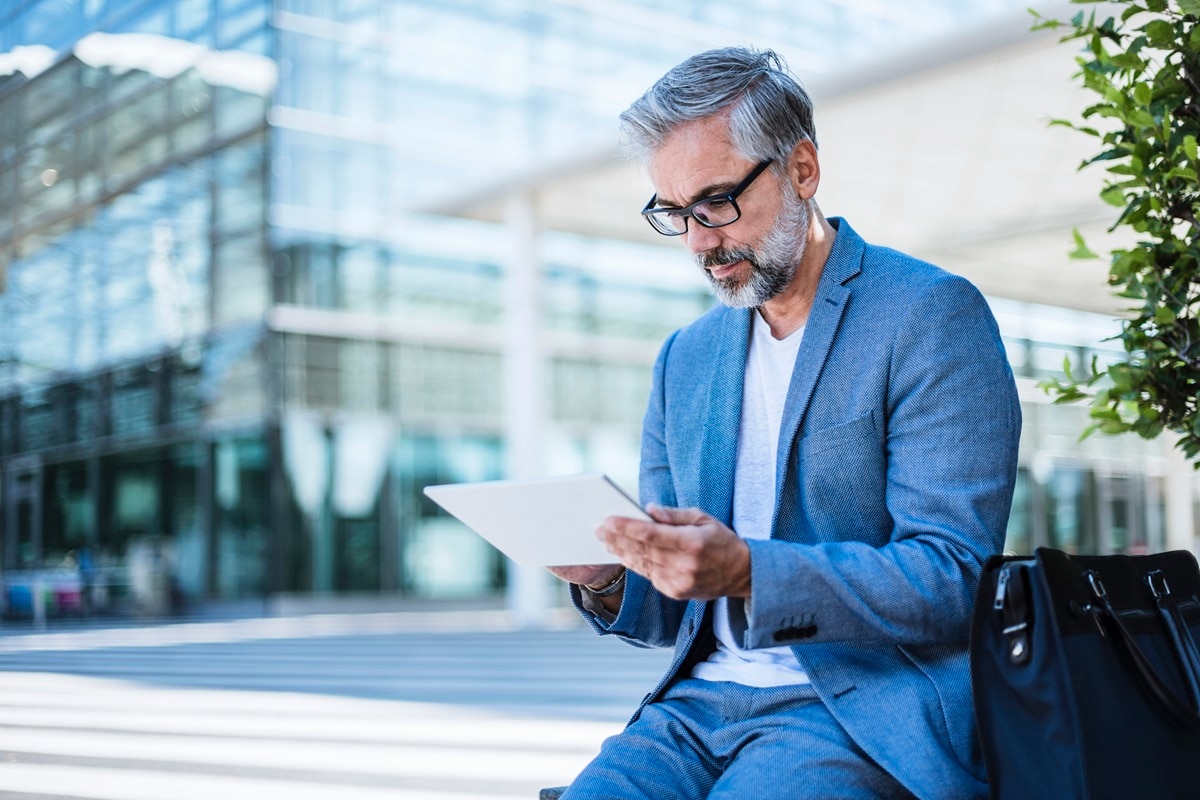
596, 504, 750, 600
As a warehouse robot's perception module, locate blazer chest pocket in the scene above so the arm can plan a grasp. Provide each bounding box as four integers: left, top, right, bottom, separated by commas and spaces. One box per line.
796, 411, 887, 542
799, 411, 877, 458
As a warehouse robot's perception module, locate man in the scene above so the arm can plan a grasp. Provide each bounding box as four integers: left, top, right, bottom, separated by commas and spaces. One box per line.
549, 46, 1020, 800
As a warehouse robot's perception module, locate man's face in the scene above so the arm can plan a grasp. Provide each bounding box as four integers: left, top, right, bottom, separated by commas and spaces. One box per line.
647, 117, 809, 308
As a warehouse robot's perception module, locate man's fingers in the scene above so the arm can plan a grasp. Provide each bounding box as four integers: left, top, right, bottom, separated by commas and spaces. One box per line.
600, 518, 706, 586
596, 518, 671, 576
646, 504, 710, 526
596, 506, 746, 601
604, 519, 688, 555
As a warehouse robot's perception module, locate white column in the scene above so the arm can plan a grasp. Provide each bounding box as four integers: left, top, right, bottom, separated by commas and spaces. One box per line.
502, 191, 553, 626
1163, 436, 1197, 554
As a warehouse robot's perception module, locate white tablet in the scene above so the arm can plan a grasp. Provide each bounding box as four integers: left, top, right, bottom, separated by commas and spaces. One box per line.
422, 474, 648, 567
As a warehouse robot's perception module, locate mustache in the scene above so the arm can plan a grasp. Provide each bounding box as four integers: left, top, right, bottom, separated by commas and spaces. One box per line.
696, 246, 756, 270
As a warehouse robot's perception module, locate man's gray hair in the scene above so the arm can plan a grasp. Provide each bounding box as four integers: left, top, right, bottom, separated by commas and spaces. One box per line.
619, 47, 817, 165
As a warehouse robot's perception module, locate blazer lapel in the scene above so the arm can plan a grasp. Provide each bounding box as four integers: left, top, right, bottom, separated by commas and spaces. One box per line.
773, 221, 864, 513
697, 307, 751, 527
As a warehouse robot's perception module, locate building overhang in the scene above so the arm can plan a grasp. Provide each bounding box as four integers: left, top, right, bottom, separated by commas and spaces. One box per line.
420, 9, 1129, 317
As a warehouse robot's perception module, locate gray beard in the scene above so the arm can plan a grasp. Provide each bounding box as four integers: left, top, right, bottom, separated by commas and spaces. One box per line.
698, 195, 810, 309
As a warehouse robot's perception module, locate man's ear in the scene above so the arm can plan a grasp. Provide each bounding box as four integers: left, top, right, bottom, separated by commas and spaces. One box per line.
788, 139, 820, 201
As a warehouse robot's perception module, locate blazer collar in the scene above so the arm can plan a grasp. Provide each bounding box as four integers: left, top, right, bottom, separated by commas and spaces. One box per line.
773, 217, 864, 513
697, 306, 751, 526
697, 218, 865, 529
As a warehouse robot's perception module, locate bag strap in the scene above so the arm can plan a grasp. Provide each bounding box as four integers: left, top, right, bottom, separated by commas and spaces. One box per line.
1086, 569, 1200, 728
1148, 569, 1200, 704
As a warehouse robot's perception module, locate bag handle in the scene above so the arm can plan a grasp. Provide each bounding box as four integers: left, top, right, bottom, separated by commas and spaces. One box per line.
1086, 569, 1200, 728
1147, 570, 1200, 704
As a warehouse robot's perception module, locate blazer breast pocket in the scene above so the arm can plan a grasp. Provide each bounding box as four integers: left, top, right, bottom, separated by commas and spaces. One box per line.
796, 410, 887, 543
799, 411, 878, 458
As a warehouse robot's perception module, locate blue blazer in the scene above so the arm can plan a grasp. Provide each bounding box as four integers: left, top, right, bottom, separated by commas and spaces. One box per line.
575, 218, 1021, 800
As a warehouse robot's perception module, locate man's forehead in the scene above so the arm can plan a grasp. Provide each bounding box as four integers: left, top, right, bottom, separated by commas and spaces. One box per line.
654, 117, 735, 162
646, 115, 749, 203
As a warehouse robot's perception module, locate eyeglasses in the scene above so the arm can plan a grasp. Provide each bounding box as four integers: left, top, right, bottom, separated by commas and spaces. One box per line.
640, 159, 774, 236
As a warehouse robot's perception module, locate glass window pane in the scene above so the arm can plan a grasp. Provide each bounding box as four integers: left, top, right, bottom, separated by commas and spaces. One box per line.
213, 232, 268, 323
214, 436, 267, 598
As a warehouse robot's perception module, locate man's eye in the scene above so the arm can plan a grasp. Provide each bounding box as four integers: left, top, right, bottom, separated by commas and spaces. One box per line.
703, 198, 731, 210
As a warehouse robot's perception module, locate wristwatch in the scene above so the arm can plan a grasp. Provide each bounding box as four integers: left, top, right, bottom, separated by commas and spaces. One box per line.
584, 567, 627, 597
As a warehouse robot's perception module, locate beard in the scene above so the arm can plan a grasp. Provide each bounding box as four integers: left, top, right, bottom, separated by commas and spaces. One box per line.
696, 191, 810, 309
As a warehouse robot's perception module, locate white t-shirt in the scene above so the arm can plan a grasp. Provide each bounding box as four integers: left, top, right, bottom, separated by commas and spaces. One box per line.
691, 309, 810, 687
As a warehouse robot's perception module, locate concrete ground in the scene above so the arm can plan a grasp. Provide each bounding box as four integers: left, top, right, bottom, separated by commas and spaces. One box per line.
0, 609, 672, 799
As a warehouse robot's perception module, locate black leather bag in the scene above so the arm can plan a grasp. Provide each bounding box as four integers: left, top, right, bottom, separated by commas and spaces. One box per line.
970, 547, 1200, 800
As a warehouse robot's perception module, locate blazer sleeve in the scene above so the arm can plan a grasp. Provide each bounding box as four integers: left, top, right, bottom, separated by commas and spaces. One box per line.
728, 274, 1021, 649
570, 330, 690, 649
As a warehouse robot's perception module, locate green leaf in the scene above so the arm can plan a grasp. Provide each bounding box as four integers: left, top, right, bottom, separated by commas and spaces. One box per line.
1143, 19, 1174, 46
1180, 0, 1200, 15
1085, 148, 1125, 165
1082, 69, 1115, 96
1053, 389, 1089, 403
1082, 104, 1123, 121
1110, 53, 1146, 70
1069, 228, 1100, 259
1130, 109, 1157, 128
1132, 419, 1163, 440
1154, 305, 1177, 324
1133, 83, 1153, 106
1185, 135, 1198, 162
1029, 8, 1064, 31
1145, 0, 1167, 10
1166, 165, 1197, 181
1122, 4, 1143, 22
1102, 85, 1128, 106
1100, 185, 1126, 206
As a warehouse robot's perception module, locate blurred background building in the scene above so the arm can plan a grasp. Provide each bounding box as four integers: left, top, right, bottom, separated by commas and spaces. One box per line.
1, 0, 1197, 619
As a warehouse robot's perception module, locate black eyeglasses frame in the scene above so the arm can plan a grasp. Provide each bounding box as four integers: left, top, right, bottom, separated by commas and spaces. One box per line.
640, 159, 774, 236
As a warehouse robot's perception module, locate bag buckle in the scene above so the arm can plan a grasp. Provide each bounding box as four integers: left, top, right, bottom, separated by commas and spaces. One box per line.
1086, 570, 1108, 602
1003, 620, 1029, 661
1082, 570, 1111, 636
995, 563, 1033, 665
1146, 570, 1171, 600
1007, 635, 1029, 663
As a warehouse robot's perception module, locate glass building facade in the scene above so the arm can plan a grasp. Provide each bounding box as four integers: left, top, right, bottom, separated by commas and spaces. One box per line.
1, 0, 1194, 616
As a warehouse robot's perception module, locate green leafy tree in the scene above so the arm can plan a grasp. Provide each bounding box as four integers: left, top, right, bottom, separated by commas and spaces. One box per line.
1032, 0, 1200, 463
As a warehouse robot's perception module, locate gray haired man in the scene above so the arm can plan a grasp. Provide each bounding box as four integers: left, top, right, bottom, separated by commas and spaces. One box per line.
549, 47, 1020, 800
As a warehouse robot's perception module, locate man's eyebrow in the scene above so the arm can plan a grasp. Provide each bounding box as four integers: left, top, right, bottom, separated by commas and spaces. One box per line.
653, 179, 738, 209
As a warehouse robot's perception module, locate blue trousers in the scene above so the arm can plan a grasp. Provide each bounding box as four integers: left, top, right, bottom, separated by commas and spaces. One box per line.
562, 678, 917, 800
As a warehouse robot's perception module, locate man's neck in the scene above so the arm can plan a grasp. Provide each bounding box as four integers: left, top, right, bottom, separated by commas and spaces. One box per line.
758, 213, 836, 339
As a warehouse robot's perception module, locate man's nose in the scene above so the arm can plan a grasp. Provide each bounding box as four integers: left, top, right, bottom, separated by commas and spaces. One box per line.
685, 222, 722, 255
